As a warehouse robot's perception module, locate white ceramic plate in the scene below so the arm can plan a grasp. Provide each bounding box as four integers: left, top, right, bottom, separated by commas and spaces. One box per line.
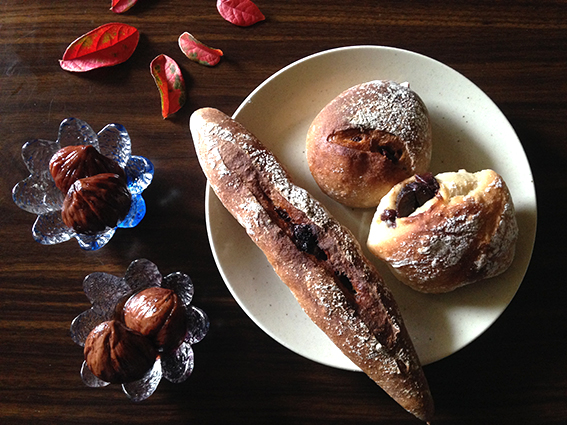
204, 46, 537, 369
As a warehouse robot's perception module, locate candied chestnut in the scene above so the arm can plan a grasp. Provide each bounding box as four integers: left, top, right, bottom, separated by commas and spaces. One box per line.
123, 287, 187, 351
61, 173, 132, 234
49, 145, 126, 194
84, 320, 157, 384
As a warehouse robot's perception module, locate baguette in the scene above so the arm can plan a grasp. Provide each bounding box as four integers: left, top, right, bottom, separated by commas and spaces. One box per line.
190, 107, 434, 422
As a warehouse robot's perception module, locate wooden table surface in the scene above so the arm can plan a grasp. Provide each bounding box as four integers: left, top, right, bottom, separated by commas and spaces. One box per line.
1, 1, 566, 424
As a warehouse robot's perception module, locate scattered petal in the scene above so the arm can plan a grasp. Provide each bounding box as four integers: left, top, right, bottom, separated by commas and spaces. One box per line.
60, 23, 140, 72
217, 0, 265, 27
111, 0, 138, 14
178, 32, 223, 66
150, 54, 187, 118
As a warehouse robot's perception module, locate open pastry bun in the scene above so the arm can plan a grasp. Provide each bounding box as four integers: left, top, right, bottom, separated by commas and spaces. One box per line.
367, 169, 518, 293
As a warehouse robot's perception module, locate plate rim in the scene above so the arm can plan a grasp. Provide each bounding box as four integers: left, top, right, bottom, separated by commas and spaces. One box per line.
203, 44, 537, 369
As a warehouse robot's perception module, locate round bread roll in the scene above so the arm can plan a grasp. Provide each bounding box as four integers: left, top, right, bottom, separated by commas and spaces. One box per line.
306, 80, 432, 208
367, 169, 519, 293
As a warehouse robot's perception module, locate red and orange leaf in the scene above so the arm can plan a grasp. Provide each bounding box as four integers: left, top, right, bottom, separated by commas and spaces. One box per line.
150, 54, 186, 119
111, 0, 138, 14
178, 32, 223, 67
60, 23, 139, 72
217, 0, 265, 27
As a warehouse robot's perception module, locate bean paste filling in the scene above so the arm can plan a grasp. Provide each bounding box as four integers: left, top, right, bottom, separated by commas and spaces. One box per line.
276, 207, 328, 261
381, 172, 439, 227
273, 206, 357, 300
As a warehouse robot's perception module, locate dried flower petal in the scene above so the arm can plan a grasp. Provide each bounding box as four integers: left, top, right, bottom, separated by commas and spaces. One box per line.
60, 23, 139, 72
111, 0, 138, 13
150, 54, 187, 118
217, 0, 265, 27
178, 32, 223, 66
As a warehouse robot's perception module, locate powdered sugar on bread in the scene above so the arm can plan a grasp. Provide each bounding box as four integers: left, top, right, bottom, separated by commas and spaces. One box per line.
344, 80, 431, 168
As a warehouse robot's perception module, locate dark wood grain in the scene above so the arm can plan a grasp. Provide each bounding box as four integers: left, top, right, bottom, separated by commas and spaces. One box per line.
1, 1, 566, 424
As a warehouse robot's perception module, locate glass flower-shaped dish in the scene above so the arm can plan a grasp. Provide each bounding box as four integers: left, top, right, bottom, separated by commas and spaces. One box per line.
70, 259, 209, 401
12, 117, 154, 250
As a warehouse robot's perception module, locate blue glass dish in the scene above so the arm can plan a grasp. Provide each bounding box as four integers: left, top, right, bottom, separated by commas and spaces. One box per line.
12, 118, 154, 250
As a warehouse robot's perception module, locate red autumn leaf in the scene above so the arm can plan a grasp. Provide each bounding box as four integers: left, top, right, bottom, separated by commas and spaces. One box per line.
60, 23, 139, 72
150, 54, 187, 119
178, 32, 224, 66
111, 0, 138, 13
217, 0, 265, 27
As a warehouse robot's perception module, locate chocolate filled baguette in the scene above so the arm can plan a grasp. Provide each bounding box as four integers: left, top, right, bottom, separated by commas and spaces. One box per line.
190, 107, 434, 422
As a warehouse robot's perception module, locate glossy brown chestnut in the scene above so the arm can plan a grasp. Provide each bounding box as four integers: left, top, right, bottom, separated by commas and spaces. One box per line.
61, 173, 131, 234
123, 287, 187, 351
49, 145, 126, 194
84, 320, 157, 384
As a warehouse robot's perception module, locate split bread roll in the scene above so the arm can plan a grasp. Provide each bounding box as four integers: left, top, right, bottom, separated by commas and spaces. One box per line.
367, 170, 519, 293
306, 80, 432, 208
190, 107, 434, 422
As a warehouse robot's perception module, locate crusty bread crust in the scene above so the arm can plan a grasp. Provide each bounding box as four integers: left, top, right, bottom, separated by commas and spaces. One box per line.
367, 169, 519, 293
190, 107, 434, 422
306, 80, 432, 208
